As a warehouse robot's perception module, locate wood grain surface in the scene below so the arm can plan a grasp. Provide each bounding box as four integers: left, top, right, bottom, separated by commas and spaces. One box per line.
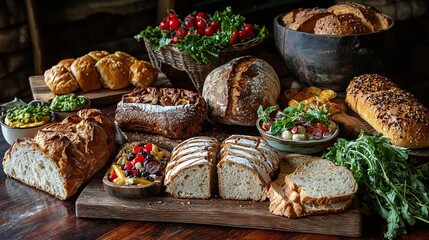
76, 177, 362, 238
29, 72, 171, 107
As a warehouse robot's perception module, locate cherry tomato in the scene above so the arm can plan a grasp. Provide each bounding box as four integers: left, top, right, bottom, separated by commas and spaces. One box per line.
195, 12, 207, 22
262, 118, 274, 131
144, 143, 153, 153
239, 30, 247, 40
169, 18, 180, 31
123, 161, 133, 171
197, 27, 204, 36
176, 28, 187, 38
171, 36, 179, 44
130, 169, 138, 175
229, 29, 240, 45
169, 13, 178, 20
184, 20, 194, 29
133, 145, 143, 154
159, 21, 169, 30
132, 154, 145, 165
210, 22, 221, 31
247, 30, 255, 38
108, 171, 117, 181
196, 20, 206, 30
315, 122, 329, 133
205, 27, 214, 36
244, 23, 253, 33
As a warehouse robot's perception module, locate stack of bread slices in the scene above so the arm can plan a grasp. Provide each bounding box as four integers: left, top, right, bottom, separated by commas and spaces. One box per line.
266, 154, 357, 218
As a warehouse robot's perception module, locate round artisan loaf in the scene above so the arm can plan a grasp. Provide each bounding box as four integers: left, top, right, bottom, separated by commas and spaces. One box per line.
115, 87, 207, 139
202, 56, 280, 126
44, 59, 79, 94
346, 74, 429, 148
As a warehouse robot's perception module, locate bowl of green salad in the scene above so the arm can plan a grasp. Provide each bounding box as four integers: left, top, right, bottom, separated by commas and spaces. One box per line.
48, 93, 90, 121
256, 103, 339, 154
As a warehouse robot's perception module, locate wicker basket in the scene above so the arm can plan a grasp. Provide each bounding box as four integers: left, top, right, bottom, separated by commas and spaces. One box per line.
143, 37, 262, 93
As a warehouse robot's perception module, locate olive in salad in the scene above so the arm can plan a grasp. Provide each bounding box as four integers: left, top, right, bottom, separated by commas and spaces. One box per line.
108, 143, 166, 185
49, 93, 88, 112
4, 104, 51, 128
257, 103, 337, 141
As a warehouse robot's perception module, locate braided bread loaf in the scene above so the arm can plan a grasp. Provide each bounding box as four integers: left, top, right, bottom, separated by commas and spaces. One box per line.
44, 50, 158, 94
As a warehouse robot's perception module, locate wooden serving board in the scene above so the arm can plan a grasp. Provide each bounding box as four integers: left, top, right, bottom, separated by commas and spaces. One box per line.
76, 177, 362, 237
29, 72, 171, 107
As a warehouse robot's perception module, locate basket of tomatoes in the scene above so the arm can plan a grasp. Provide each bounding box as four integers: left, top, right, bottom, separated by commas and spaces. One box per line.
135, 6, 266, 93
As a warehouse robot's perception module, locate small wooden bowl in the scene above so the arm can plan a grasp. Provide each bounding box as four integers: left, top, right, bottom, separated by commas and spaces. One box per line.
102, 143, 170, 198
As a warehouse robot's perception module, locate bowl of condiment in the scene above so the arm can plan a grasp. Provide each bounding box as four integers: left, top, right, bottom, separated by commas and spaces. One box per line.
48, 93, 90, 121
273, 3, 394, 91
256, 103, 339, 154
1, 98, 55, 145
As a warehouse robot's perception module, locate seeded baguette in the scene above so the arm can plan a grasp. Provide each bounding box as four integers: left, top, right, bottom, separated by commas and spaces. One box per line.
346, 74, 429, 148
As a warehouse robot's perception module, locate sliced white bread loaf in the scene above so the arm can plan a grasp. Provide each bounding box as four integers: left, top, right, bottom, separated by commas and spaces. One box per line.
164, 136, 219, 199
217, 135, 279, 201
285, 165, 357, 205
266, 154, 355, 218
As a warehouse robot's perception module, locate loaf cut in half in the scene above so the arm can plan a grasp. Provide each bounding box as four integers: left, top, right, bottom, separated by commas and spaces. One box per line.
266, 154, 356, 218
164, 137, 219, 199
217, 135, 279, 201
346, 74, 429, 148
115, 87, 207, 139
2, 109, 115, 200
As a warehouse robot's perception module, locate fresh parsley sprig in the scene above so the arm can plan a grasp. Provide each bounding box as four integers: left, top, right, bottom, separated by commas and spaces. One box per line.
323, 132, 429, 240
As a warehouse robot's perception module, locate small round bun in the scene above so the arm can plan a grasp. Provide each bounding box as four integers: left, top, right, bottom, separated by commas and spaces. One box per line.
95, 54, 130, 90
44, 59, 79, 94
129, 60, 158, 87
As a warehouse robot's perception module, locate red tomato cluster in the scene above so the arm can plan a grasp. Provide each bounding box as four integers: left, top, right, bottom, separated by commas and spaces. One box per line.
158, 11, 256, 45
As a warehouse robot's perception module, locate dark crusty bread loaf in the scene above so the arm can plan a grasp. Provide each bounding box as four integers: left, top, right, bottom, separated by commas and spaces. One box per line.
346, 74, 429, 148
202, 56, 280, 126
314, 13, 370, 35
115, 87, 207, 139
2, 109, 115, 200
164, 136, 219, 199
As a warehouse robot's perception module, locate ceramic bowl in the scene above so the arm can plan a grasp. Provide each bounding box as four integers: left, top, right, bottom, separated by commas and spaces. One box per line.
48, 96, 90, 121
273, 14, 394, 91
1, 98, 56, 145
256, 119, 339, 154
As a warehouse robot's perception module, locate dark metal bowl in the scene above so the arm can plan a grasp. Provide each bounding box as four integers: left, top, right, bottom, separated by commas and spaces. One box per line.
274, 14, 394, 92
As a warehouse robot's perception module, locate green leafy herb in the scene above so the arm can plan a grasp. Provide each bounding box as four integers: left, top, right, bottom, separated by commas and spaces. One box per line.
135, 6, 266, 64
322, 132, 429, 240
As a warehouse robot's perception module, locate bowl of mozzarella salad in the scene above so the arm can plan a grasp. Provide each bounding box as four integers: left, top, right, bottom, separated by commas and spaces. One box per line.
256, 103, 339, 154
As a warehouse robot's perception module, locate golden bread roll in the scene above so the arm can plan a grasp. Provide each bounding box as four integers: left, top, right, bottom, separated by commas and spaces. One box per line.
70, 55, 102, 92
114, 51, 137, 68
87, 50, 109, 61
95, 54, 130, 90
44, 59, 79, 94
346, 74, 429, 148
129, 60, 158, 87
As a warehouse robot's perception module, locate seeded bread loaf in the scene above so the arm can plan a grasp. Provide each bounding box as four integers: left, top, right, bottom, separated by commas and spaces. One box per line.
44, 51, 158, 93
266, 155, 355, 218
217, 135, 279, 201
164, 137, 219, 199
2, 109, 115, 200
346, 74, 429, 148
115, 87, 207, 139
202, 56, 280, 126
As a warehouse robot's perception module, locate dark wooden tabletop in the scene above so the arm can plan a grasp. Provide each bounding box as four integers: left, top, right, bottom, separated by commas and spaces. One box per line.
2, 16, 429, 240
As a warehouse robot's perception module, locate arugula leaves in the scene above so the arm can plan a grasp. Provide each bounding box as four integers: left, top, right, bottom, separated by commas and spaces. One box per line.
135, 6, 266, 64
322, 132, 429, 240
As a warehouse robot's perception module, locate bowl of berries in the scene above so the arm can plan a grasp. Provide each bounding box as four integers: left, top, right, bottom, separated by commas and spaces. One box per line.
135, 6, 266, 93
103, 142, 170, 198
256, 103, 339, 154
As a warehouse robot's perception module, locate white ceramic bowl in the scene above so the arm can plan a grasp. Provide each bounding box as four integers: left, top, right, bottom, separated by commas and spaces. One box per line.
256, 119, 339, 154
1, 98, 56, 145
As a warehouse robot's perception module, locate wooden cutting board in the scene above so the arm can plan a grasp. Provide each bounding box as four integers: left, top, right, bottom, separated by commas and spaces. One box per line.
29, 72, 171, 107
76, 177, 361, 237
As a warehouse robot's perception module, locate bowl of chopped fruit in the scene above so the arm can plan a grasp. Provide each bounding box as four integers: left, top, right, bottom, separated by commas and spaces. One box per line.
103, 142, 170, 198
256, 103, 339, 154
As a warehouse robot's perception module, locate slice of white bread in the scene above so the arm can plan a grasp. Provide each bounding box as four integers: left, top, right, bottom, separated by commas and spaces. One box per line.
164, 136, 219, 199
266, 154, 356, 218
217, 135, 279, 201
285, 165, 358, 205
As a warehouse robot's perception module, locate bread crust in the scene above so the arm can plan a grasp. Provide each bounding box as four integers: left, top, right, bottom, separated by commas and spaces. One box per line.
346, 74, 429, 148
202, 56, 280, 126
95, 54, 130, 89
71, 54, 102, 92
115, 87, 207, 139
2, 109, 115, 200
129, 60, 158, 87
44, 59, 79, 94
